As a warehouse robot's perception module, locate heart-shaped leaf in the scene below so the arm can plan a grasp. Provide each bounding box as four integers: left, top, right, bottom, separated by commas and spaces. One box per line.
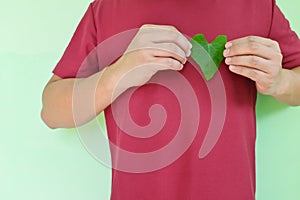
190, 34, 227, 80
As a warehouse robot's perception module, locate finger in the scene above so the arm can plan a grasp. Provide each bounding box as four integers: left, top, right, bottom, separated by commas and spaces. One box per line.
223, 41, 280, 60
152, 57, 184, 71
227, 36, 281, 51
228, 65, 265, 82
225, 55, 272, 73
141, 26, 192, 57
151, 43, 187, 64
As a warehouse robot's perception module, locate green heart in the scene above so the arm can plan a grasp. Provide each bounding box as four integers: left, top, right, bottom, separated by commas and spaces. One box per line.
190, 34, 227, 80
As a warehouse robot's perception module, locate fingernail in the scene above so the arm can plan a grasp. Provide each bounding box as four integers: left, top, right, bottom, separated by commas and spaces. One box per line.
177, 64, 184, 70
223, 49, 230, 57
225, 42, 232, 48
229, 65, 236, 71
187, 49, 191, 57
225, 58, 231, 64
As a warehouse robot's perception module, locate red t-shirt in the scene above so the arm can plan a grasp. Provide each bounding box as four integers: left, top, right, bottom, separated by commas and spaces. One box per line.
53, 0, 300, 199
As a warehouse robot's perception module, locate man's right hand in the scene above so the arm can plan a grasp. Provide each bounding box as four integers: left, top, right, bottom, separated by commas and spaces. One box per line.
105, 24, 192, 99
41, 24, 192, 128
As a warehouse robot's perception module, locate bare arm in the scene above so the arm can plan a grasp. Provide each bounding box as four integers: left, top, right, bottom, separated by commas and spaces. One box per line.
41, 25, 192, 129
41, 69, 114, 129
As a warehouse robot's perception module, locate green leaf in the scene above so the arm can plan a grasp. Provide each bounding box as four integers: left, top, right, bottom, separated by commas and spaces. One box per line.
190, 34, 227, 80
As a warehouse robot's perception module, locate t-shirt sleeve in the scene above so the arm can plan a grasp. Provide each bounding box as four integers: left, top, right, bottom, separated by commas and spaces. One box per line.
52, 3, 99, 78
269, 0, 300, 69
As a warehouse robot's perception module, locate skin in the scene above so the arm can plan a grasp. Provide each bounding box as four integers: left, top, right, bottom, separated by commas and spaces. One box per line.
41, 26, 300, 129
41, 25, 191, 129
223, 36, 300, 106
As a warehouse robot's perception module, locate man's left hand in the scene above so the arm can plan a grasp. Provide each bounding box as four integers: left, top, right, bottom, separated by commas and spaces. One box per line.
223, 36, 283, 95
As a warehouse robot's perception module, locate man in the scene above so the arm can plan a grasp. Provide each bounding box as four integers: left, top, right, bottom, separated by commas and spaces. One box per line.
41, 0, 300, 199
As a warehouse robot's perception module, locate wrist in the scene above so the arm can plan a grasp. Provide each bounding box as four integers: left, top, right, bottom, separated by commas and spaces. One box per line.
103, 61, 128, 99
271, 68, 294, 101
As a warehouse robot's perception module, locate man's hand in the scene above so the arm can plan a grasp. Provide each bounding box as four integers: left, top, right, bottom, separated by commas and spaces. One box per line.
223, 36, 284, 96
223, 36, 300, 106
41, 24, 192, 128
106, 24, 192, 99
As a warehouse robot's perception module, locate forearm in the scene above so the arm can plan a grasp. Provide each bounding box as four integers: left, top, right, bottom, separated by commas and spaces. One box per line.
272, 66, 300, 106
41, 25, 191, 129
41, 68, 116, 129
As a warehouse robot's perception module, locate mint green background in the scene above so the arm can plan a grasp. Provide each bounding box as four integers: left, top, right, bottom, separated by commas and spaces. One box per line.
0, 0, 299, 199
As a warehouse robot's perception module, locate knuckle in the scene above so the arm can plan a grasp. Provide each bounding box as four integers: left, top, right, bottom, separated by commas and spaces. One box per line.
136, 50, 151, 63
247, 36, 257, 43
248, 41, 259, 51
